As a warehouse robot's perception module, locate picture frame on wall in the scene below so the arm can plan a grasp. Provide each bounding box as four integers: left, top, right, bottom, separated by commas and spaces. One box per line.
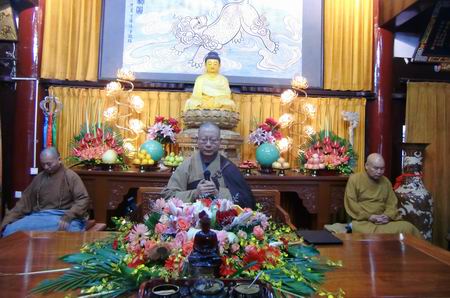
99, 0, 323, 88
0, 2, 18, 42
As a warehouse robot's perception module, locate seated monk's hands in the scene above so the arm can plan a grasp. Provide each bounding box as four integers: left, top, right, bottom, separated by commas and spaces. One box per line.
196, 179, 218, 197
58, 219, 70, 231
369, 214, 390, 225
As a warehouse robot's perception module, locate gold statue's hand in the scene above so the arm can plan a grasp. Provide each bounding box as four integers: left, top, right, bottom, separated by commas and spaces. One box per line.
201, 94, 214, 101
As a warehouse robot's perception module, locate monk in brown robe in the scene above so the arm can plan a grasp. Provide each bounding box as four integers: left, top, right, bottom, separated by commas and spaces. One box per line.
161, 122, 254, 208
344, 153, 422, 237
1, 147, 90, 237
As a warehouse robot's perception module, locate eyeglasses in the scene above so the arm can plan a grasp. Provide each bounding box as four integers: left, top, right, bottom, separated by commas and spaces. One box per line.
198, 137, 220, 144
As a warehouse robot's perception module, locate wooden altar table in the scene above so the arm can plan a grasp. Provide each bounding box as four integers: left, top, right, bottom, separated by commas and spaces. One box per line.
75, 169, 348, 228
1, 232, 449, 297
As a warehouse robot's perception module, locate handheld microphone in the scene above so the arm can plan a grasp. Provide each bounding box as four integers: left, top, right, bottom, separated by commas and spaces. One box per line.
204, 170, 211, 181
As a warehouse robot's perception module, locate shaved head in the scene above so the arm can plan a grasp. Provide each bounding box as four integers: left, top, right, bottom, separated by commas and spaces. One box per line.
365, 153, 385, 180
198, 122, 220, 137
197, 122, 221, 161
40, 147, 61, 174
40, 147, 60, 159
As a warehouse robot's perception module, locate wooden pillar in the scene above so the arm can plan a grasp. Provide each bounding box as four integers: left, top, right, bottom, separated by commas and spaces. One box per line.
366, 0, 393, 177
10, 1, 45, 205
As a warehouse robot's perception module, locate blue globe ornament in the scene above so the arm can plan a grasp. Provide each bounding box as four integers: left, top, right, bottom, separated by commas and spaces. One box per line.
255, 143, 280, 167
140, 140, 164, 161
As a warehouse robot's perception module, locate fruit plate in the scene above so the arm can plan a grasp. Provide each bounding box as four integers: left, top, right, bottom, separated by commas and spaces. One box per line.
138, 278, 274, 298
97, 163, 119, 171
239, 167, 255, 176
134, 164, 160, 173
164, 165, 178, 172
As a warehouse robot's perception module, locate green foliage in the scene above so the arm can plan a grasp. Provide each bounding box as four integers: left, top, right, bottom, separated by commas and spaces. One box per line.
31, 249, 134, 297
143, 212, 161, 232
31, 214, 343, 298
260, 244, 341, 297
31, 244, 166, 298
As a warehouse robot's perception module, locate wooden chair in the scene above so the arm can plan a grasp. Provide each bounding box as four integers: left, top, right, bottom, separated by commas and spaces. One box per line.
86, 219, 107, 231
447, 229, 450, 251
134, 187, 295, 229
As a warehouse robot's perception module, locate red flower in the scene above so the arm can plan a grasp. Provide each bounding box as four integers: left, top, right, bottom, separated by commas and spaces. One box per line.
168, 118, 178, 126
265, 117, 278, 127
263, 245, 282, 266
201, 198, 213, 207
96, 127, 103, 139
112, 239, 118, 250
83, 133, 93, 142
173, 126, 181, 133
259, 123, 271, 132
253, 225, 265, 240
272, 130, 282, 140
279, 237, 289, 249
220, 256, 237, 276
155, 115, 165, 123
323, 144, 332, 154
182, 240, 194, 256
216, 209, 238, 227
128, 253, 146, 268
177, 218, 190, 231
164, 255, 177, 271
164, 255, 185, 272
243, 246, 265, 270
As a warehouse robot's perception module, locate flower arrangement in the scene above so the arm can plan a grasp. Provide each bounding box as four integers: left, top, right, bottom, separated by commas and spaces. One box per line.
299, 130, 357, 175
147, 115, 181, 144
32, 198, 342, 298
248, 117, 283, 146
70, 124, 126, 167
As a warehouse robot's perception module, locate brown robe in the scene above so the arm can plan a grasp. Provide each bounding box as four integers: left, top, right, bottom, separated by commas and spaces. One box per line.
0, 166, 90, 230
161, 152, 232, 202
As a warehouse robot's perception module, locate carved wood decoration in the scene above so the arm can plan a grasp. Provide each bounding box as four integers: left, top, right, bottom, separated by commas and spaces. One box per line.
330, 186, 345, 213
110, 184, 126, 209
255, 194, 276, 218
75, 169, 348, 229
297, 186, 318, 213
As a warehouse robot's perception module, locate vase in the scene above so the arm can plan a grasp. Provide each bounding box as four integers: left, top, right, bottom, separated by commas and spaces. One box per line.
394, 143, 433, 241
255, 143, 280, 171
141, 140, 164, 162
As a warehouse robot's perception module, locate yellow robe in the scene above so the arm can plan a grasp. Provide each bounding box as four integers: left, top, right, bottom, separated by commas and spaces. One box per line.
344, 172, 422, 237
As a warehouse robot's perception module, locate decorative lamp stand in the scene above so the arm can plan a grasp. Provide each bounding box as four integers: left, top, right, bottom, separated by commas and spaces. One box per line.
395, 142, 433, 241
178, 110, 243, 165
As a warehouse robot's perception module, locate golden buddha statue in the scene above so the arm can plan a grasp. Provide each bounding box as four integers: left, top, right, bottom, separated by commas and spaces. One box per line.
184, 51, 236, 112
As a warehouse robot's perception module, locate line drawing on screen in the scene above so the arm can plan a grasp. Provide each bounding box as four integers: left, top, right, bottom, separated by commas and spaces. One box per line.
123, 0, 304, 82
